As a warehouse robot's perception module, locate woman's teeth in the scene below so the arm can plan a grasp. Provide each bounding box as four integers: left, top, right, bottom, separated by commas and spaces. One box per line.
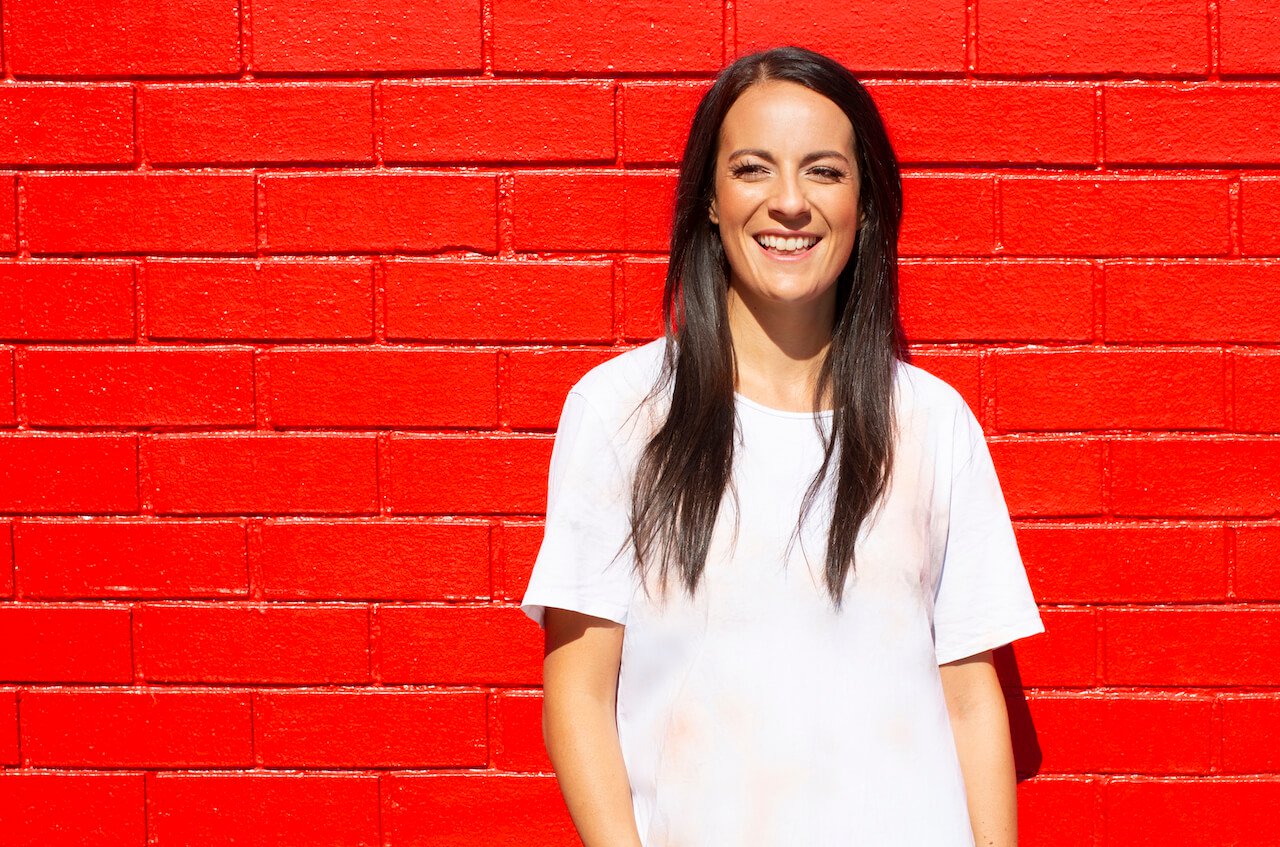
755, 234, 819, 253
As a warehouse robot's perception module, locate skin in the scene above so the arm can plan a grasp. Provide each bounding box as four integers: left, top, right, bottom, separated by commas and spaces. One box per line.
543, 79, 1019, 847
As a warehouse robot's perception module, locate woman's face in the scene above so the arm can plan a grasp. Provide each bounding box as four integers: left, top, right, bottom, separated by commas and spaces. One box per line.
709, 80, 861, 310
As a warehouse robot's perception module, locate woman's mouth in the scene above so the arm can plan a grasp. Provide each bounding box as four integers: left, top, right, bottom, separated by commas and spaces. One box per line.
753, 234, 821, 256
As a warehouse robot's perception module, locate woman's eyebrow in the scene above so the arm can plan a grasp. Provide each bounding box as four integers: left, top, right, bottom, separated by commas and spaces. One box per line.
727, 148, 852, 165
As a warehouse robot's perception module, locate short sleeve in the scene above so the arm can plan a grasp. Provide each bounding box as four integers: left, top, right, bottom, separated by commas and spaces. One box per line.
520, 389, 638, 629
932, 399, 1045, 665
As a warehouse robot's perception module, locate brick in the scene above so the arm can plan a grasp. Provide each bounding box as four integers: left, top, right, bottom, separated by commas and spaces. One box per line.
264, 347, 498, 427
255, 689, 487, 767
0, 434, 138, 514
497, 522, 544, 602
1105, 261, 1280, 343
988, 437, 1106, 516
492, 690, 550, 771
1106, 84, 1280, 165
22, 689, 252, 767
1017, 778, 1098, 847
149, 773, 379, 846
1111, 438, 1280, 517
0, 689, 16, 763
1105, 779, 1280, 845
910, 351, 982, 413
737, 0, 965, 73
0, 523, 11, 596
0, 84, 133, 166
871, 82, 1095, 165
145, 260, 372, 341
15, 519, 247, 599
384, 773, 576, 846
1018, 521, 1226, 604
262, 172, 497, 253
1219, 0, 1280, 74
1026, 693, 1215, 774
1236, 350, 1280, 432
25, 173, 256, 255
0, 773, 145, 847
142, 83, 374, 165
1241, 177, 1280, 255
493, 0, 719, 72
148, 434, 378, 515
385, 259, 613, 343
1001, 177, 1231, 257
383, 81, 614, 163
257, 519, 489, 600
0, 262, 135, 341
503, 348, 625, 430
621, 82, 710, 164
136, 603, 369, 683
1221, 695, 1280, 773
1236, 524, 1280, 601
994, 348, 1225, 431
379, 604, 542, 685
0, 349, 13, 425
253, 0, 481, 73
388, 435, 551, 514
900, 260, 1093, 342
0, 605, 132, 683
977, 0, 1207, 75
1104, 607, 1280, 686
513, 171, 674, 252
24, 346, 255, 427
620, 258, 666, 340
5, 0, 238, 76
0, 176, 17, 254
1014, 607, 1097, 688
899, 175, 995, 256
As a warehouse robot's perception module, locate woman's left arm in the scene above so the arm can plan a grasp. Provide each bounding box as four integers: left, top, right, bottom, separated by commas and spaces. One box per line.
939, 650, 1018, 847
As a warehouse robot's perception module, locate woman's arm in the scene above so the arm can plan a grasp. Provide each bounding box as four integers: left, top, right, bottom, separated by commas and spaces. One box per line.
542, 608, 644, 847
939, 650, 1018, 847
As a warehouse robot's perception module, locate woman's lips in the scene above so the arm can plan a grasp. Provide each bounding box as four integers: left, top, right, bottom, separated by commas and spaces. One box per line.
753, 236, 820, 260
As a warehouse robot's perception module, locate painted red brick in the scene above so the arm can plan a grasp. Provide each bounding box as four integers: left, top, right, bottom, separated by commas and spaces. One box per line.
1018, 521, 1227, 603
977, 0, 1207, 75
492, 0, 720, 72
385, 259, 614, 343
264, 347, 498, 428
620, 258, 667, 341
1014, 608, 1098, 688
24, 346, 255, 427
899, 175, 995, 256
255, 688, 487, 767
496, 521, 545, 603
1236, 350, 1280, 433
383, 773, 576, 846
145, 260, 373, 341
256, 519, 489, 600
1219, 0, 1280, 74
0, 524, 10, 596
24, 173, 256, 255
0, 176, 19, 255
0, 773, 145, 846
1111, 438, 1280, 517
737, 0, 965, 73
383, 81, 614, 163
135, 603, 369, 684
1104, 607, 1280, 686
22, 688, 253, 767
503, 348, 625, 429
148, 773, 379, 846
0, 605, 132, 683
148, 434, 378, 515
1235, 524, 1280, 601
1104, 779, 1280, 846
1106, 84, 1280, 165
254, 0, 480, 72
1241, 177, 1280, 255
911, 351, 982, 413
871, 82, 1095, 165
261, 172, 498, 253
378, 604, 543, 685
492, 690, 551, 771
0, 688, 16, 764
1001, 177, 1232, 257
388, 435, 552, 514
0, 349, 13, 425
15, 519, 248, 599
621, 82, 711, 164
0, 262, 135, 341
1104, 261, 1280, 343
1017, 778, 1098, 847
5, 0, 238, 76
988, 437, 1106, 516
142, 83, 374, 165
902, 260, 1093, 342
1221, 695, 1280, 773
0, 434, 138, 514
0, 84, 133, 166
512, 171, 675, 252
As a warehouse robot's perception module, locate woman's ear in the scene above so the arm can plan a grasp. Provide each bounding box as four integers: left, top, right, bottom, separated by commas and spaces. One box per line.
708, 197, 719, 226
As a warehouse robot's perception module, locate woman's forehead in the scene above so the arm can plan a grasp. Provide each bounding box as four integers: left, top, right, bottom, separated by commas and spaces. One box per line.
717, 81, 856, 156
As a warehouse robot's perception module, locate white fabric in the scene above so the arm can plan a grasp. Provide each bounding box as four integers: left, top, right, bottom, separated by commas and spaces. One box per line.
521, 338, 1044, 847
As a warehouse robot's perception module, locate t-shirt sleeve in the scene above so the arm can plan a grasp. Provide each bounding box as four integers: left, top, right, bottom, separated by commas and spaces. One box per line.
520, 388, 638, 629
932, 398, 1045, 665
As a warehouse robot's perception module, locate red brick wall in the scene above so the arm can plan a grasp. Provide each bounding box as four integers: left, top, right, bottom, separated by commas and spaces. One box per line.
1, 0, 1279, 844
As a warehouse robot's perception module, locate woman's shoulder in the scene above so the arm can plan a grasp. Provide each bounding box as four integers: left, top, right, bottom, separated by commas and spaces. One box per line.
565, 338, 670, 440
894, 358, 972, 418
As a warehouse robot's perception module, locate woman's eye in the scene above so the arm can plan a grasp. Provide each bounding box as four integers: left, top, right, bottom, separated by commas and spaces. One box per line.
810, 167, 847, 180
729, 163, 767, 177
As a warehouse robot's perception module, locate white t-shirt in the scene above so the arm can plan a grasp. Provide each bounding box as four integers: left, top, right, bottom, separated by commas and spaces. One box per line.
521, 338, 1045, 847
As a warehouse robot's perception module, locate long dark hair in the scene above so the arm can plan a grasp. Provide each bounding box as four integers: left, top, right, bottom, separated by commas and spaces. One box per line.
626, 46, 907, 610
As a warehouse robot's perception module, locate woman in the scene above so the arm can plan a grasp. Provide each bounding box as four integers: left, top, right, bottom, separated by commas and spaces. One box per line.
521, 46, 1044, 847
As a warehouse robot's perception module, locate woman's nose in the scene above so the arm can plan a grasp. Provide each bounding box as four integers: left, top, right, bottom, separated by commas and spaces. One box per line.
767, 173, 809, 217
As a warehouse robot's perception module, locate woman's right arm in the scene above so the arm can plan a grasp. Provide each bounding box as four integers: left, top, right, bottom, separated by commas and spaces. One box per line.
542, 607, 644, 847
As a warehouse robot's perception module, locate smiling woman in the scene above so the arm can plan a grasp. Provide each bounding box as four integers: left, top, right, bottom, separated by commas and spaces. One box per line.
522, 46, 1043, 847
